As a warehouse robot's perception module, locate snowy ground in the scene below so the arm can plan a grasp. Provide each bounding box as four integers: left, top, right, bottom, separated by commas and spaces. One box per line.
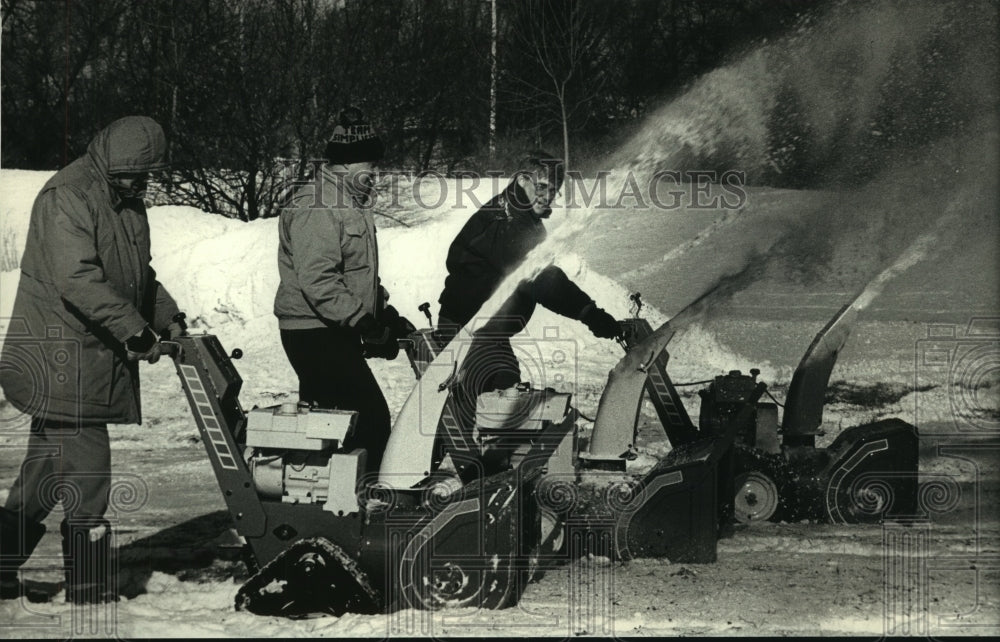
1, 159, 998, 638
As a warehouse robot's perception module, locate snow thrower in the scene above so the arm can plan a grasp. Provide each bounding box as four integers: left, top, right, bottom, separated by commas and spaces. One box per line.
163, 291, 918, 617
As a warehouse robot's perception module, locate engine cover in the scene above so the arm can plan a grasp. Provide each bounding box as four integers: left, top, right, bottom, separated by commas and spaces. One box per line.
245, 402, 357, 450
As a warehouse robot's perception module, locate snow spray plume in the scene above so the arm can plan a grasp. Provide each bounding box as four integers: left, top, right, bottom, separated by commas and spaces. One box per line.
608, 0, 996, 314
476, 0, 998, 326
619, 179, 954, 334
849, 194, 968, 315
615, 0, 998, 188
664, 254, 769, 335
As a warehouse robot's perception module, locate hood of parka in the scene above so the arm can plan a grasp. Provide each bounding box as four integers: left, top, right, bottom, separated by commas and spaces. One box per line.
87, 116, 169, 179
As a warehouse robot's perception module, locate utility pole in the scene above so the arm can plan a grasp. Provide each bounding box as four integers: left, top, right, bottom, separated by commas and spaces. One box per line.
489, 0, 497, 159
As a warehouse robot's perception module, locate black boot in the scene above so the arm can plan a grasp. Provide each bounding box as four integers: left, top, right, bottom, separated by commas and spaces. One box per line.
61, 519, 119, 604
0, 507, 47, 601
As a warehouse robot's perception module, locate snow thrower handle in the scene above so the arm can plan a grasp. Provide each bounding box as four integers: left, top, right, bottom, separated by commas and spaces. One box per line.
160, 340, 182, 360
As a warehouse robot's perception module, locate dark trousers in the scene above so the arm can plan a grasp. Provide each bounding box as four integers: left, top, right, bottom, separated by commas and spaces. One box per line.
280, 327, 392, 476
437, 280, 547, 433
436, 265, 593, 399
4, 418, 111, 525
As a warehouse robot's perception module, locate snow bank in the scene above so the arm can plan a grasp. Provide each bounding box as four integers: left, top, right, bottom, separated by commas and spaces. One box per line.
0, 169, 52, 272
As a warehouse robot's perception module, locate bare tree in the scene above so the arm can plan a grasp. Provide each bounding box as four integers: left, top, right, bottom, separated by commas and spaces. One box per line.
505, 0, 610, 172
489, 0, 498, 159
1, 0, 130, 167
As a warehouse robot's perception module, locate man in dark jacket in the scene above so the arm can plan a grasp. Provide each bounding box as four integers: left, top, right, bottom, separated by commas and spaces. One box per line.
435, 150, 622, 423
274, 109, 411, 479
0, 116, 186, 604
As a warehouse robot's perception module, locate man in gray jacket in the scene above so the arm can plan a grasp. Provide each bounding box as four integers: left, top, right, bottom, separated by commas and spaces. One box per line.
274, 108, 410, 479
0, 116, 186, 604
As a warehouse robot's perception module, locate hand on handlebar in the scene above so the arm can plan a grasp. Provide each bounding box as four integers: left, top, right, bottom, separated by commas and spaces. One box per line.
125, 326, 162, 363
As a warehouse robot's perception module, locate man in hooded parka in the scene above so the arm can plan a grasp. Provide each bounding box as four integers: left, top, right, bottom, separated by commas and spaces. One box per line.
0, 116, 186, 604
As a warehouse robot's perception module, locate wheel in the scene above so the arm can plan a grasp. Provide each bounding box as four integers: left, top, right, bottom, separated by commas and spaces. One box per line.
425, 562, 474, 607
734, 471, 779, 523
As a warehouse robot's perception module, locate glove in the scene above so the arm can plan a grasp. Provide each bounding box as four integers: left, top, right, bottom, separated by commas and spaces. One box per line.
125, 326, 162, 363
381, 305, 417, 340
355, 313, 399, 360
160, 312, 188, 340
580, 304, 622, 339
355, 313, 391, 343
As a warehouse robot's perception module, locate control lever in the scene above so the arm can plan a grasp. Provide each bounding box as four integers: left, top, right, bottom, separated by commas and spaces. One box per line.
418, 302, 433, 328
158, 312, 188, 341
629, 292, 643, 318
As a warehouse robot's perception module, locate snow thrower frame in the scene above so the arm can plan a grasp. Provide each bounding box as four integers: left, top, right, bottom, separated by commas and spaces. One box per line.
163, 294, 919, 617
